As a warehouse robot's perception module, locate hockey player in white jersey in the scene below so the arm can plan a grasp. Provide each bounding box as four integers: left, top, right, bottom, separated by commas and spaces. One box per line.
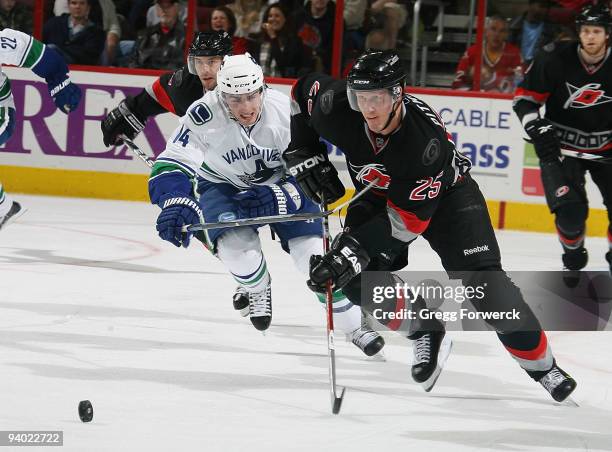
0, 28, 81, 231
148, 54, 384, 356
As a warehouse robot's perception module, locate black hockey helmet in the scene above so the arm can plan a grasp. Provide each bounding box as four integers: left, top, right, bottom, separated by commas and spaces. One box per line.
347, 49, 406, 112
187, 31, 233, 75
575, 3, 611, 33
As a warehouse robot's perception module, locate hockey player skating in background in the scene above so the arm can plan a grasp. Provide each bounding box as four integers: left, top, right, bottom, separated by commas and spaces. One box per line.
284, 49, 577, 400
513, 4, 612, 274
147, 54, 384, 355
101, 31, 254, 316
0, 28, 81, 231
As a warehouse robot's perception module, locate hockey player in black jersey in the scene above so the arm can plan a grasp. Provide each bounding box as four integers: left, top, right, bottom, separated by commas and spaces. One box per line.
513, 4, 612, 274
101, 31, 254, 317
283, 49, 577, 401
101, 31, 233, 148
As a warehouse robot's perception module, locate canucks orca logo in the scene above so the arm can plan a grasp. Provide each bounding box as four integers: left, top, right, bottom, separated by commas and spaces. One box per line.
238, 159, 279, 185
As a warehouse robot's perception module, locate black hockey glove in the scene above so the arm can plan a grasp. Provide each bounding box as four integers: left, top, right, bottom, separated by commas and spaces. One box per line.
307, 232, 370, 293
525, 117, 560, 162
283, 146, 345, 205
101, 99, 146, 147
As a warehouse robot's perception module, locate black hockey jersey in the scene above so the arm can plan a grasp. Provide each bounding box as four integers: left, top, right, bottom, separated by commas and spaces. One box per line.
514, 41, 612, 157
126, 66, 205, 120
290, 73, 472, 243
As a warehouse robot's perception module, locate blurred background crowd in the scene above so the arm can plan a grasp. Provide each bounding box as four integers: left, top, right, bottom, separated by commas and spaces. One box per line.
3, 0, 611, 90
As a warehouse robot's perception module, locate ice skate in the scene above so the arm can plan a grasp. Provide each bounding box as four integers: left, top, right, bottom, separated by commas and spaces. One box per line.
349, 326, 385, 357
539, 362, 577, 403
0, 201, 25, 231
562, 247, 588, 288
411, 331, 452, 392
232, 286, 250, 317
248, 282, 272, 331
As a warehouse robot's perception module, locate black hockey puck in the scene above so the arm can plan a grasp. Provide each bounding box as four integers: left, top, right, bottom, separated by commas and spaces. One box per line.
78, 400, 93, 422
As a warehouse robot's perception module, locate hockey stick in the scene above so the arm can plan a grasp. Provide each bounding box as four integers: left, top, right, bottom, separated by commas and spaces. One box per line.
121, 136, 156, 168
560, 148, 612, 163
181, 178, 380, 233
321, 192, 346, 415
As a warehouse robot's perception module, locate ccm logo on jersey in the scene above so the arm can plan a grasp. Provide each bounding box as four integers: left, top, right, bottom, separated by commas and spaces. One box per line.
340, 247, 362, 273
288, 154, 326, 175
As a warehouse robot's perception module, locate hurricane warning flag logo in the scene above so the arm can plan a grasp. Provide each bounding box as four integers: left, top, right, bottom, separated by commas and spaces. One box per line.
349, 163, 391, 189
564, 83, 612, 109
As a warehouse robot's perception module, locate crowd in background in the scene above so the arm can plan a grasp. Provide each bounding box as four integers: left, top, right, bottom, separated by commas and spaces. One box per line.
0, 0, 610, 90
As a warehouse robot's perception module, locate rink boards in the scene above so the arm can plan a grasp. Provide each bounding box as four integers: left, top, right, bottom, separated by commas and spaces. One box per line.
0, 66, 607, 236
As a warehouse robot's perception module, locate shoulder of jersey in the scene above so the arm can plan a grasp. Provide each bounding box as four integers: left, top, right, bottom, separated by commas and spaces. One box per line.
264, 87, 291, 115
181, 90, 224, 130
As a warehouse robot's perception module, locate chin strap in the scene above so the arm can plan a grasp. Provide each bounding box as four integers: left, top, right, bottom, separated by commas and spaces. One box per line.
378, 99, 403, 136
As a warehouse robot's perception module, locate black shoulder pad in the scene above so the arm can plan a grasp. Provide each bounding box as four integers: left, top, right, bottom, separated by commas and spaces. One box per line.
167, 67, 188, 88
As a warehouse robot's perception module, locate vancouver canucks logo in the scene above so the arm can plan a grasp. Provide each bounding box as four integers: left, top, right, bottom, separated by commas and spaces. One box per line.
564, 83, 612, 109
238, 159, 278, 185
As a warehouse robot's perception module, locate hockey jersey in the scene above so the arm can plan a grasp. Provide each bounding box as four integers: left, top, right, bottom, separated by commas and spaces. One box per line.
149, 87, 291, 202
514, 41, 612, 157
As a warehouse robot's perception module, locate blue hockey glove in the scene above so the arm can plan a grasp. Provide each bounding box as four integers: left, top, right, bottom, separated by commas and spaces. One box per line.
156, 193, 204, 247
47, 75, 82, 113
234, 181, 303, 219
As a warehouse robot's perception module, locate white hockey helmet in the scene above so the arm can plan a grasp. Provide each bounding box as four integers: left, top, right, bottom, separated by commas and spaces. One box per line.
217, 53, 265, 95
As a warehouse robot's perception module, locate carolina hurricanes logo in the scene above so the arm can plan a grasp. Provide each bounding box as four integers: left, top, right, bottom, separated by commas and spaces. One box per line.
350, 163, 391, 189
564, 83, 612, 109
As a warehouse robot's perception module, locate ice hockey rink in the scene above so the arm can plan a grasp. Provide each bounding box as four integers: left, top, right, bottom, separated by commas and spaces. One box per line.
1, 194, 611, 452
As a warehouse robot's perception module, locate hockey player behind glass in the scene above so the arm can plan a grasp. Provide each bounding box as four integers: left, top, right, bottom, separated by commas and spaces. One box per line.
284, 49, 577, 400
101, 31, 252, 317
0, 28, 81, 231
148, 54, 384, 355
513, 4, 612, 276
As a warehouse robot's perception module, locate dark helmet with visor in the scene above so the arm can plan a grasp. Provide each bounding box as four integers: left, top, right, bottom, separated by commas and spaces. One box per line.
347, 49, 407, 112
575, 4, 611, 33
187, 31, 233, 75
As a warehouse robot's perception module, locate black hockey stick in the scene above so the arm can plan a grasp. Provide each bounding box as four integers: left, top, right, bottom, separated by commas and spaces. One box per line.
321, 192, 346, 415
181, 178, 380, 232
121, 136, 156, 168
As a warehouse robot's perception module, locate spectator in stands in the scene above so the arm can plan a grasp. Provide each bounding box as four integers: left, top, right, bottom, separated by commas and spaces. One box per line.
228, 0, 264, 38
43, 0, 105, 65
146, 0, 187, 27
365, 0, 407, 50
344, 0, 368, 51
452, 15, 523, 93
249, 2, 311, 77
294, 0, 337, 72
54, 0, 122, 64
0, 0, 32, 33
127, 0, 185, 69
509, 0, 559, 64
210, 5, 248, 54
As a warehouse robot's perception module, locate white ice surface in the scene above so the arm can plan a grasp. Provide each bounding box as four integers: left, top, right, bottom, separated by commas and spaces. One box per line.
0, 195, 611, 452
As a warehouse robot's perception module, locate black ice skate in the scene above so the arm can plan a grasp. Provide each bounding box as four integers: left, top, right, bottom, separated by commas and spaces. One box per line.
248, 283, 272, 331
538, 362, 577, 402
0, 201, 24, 231
562, 247, 588, 288
232, 286, 250, 317
605, 251, 612, 277
349, 327, 385, 357
411, 330, 452, 392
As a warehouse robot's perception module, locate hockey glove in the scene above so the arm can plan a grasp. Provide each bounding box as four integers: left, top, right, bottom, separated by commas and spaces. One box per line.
47, 74, 81, 114
283, 146, 345, 205
234, 180, 303, 219
525, 117, 560, 162
101, 99, 146, 147
156, 192, 204, 248
307, 232, 370, 293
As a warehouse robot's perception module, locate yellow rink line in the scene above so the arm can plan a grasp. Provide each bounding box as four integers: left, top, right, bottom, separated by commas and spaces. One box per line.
1, 165, 609, 236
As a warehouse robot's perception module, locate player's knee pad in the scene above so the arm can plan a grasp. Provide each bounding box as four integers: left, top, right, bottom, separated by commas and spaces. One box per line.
288, 235, 322, 275
0, 107, 16, 145
216, 227, 261, 261
460, 269, 541, 333
540, 160, 585, 212
554, 202, 588, 237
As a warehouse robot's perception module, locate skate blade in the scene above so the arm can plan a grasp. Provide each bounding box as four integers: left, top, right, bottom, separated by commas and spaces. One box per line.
421, 337, 453, 393
1, 206, 27, 229
365, 350, 386, 362
561, 397, 579, 407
